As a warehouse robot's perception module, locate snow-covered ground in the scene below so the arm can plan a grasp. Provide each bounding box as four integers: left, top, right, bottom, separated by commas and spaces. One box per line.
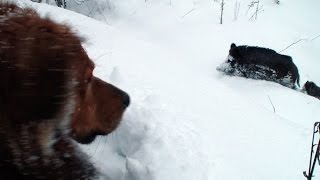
16, 0, 320, 179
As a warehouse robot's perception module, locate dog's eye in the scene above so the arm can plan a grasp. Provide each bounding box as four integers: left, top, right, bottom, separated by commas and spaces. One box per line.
84, 71, 92, 83
85, 76, 92, 84
84, 69, 93, 84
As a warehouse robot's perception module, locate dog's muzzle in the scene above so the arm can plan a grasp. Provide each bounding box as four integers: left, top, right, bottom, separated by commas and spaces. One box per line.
227, 55, 235, 62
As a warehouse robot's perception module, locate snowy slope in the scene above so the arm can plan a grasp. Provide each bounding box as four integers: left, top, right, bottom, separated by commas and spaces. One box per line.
17, 0, 320, 179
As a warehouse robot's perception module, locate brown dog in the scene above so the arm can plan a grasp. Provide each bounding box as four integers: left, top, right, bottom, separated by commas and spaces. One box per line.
0, 2, 129, 179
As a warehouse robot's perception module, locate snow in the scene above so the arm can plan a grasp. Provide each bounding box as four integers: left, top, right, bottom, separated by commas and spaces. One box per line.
15, 0, 320, 179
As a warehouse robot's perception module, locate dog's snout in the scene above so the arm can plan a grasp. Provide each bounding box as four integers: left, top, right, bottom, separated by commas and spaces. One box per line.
121, 92, 130, 108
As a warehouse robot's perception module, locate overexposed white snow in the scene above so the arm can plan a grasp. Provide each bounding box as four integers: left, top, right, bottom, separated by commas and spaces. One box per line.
16, 0, 320, 179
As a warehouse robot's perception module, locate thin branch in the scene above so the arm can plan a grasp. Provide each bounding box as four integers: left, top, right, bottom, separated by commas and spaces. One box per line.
279, 34, 319, 53
255, 0, 259, 20
311, 34, 320, 41
105, 0, 112, 10
249, 5, 263, 21
267, 95, 275, 113
96, 2, 110, 25
181, 7, 195, 18
246, 1, 258, 15
246, 3, 253, 15
279, 38, 307, 53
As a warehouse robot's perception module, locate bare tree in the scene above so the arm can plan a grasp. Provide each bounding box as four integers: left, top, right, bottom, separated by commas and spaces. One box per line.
246, 1, 257, 15
247, 1, 263, 21
254, 0, 259, 20
220, 0, 225, 24
234, 1, 240, 21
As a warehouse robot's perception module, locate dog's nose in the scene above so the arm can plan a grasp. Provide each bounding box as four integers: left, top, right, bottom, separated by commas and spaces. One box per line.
122, 92, 130, 108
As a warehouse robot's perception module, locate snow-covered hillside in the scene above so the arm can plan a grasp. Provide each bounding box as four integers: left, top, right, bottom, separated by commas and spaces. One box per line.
16, 0, 320, 179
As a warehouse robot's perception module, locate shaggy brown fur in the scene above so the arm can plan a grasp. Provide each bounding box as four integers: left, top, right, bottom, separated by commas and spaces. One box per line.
0, 2, 129, 179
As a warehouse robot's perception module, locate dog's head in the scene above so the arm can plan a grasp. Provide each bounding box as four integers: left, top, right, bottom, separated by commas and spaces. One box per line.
227, 43, 241, 63
70, 48, 130, 144
303, 81, 319, 97
0, 3, 129, 178
0, 3, 130, 145
303, 81, 312, 91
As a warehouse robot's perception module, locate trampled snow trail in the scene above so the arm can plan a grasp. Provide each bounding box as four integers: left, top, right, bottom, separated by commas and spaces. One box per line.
17, 0, 320, 179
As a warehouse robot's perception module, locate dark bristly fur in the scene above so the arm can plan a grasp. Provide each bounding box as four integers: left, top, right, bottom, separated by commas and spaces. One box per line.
0, 2, 129, 179
219, 43, 300, 89
303, 81, 320, 100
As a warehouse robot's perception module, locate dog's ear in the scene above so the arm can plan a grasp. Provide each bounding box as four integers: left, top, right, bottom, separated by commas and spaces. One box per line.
304, 81, 309, 87
231, 43, 236, 49
310, 82, 316, 88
